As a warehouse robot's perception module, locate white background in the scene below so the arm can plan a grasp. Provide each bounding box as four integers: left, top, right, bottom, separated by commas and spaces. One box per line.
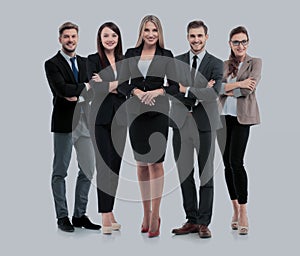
1, 0, 299, 255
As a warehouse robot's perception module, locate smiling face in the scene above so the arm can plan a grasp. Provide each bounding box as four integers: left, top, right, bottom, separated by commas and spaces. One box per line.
229, 32, 249, 61
187, 26, 208, 54
142, 21, 159, 47
100, 26, 119, 52
59, 28, 78, 56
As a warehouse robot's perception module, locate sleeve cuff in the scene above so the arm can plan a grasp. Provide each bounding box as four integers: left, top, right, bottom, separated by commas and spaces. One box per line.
184, 87, 190, 97
78, 96, 85, 102
233, 88, 242, 97
220, 83, 226, 95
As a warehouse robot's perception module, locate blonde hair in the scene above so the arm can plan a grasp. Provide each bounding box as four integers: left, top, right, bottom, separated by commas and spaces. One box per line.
135, 15, 164, 48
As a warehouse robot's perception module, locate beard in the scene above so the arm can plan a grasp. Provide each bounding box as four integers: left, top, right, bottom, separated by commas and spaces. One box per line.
191, 43, 205, 54
62, 44, 76, 53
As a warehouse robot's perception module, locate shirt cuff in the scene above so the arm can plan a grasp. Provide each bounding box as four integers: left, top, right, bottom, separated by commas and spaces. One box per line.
78, 96, 85, 102
184, 87, 190, 97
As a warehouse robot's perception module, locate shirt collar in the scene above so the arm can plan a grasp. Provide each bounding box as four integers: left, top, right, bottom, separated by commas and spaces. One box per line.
60, 50, 76, 63
189, 50, 206, 64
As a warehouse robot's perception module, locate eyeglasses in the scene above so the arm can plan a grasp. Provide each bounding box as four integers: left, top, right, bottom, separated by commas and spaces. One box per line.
231, 40, 248, 46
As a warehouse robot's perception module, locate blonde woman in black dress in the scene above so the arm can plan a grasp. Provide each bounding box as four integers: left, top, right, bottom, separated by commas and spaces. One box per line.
118, 15, 178, 237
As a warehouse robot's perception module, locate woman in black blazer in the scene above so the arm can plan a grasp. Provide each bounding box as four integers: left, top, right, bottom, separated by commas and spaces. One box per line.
87, 22, 127, 234
118, 15, 178, 237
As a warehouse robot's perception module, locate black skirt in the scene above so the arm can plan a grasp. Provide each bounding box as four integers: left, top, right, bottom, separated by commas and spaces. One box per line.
129, 112, 169, 163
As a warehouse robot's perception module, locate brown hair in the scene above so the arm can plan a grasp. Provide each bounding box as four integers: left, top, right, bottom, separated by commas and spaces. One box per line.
97, 22, 123, 68
227, 26, 249, 78
187, 20, 208, 35
59, 22, 78, 36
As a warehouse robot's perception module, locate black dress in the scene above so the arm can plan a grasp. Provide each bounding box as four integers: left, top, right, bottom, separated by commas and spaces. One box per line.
118, 43, 179, 163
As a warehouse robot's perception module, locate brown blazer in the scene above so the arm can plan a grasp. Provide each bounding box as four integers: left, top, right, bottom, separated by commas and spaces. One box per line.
219, 54, 262, 125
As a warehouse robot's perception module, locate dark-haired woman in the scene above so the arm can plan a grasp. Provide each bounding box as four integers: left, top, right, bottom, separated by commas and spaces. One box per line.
216, 26, 262, 235
87, 22, 126, 234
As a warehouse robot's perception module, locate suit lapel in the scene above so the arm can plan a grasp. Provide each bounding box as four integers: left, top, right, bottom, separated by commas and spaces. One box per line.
237, 54, 252, 80
57, 51, 76, 83
198, 51, 210, 74
77, 55, 85, 83
131, 44, 164, 78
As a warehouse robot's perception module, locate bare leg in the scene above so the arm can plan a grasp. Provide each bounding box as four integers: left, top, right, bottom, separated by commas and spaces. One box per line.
238, 203, 249, 234
238, 204, 248, 226
102, 212, 111, 227
137, 162, 151, 229
231, 199, 239, 229
148, 162, 164, 232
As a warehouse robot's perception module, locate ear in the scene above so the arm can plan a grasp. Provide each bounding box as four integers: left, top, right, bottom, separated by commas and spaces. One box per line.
59, 36, 62, 44
205, 34, 209, 40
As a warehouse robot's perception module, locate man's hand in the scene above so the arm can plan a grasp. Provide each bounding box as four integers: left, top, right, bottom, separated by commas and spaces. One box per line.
207, 79, 215, 88
179, 83, 187, 93
64, 96, 78, 102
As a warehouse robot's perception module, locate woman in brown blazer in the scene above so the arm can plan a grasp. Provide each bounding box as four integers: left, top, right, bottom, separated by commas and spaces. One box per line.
216, 26, 262, 235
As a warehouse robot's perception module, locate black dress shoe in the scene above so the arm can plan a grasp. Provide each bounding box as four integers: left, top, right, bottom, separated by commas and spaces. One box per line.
72, 215, 101, 230
57, 217, 75, 232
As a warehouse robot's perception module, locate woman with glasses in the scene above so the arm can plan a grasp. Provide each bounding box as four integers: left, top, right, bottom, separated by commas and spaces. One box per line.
214, 26, 262, 235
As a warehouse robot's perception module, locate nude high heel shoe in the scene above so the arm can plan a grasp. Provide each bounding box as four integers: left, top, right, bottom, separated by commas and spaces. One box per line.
102, 226, 113, 234
111, 222, 121, 231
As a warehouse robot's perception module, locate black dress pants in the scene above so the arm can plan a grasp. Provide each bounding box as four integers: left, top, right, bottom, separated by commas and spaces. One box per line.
173, 115, 216, 225
95, 124, 127, 212
218, 115, 250, 204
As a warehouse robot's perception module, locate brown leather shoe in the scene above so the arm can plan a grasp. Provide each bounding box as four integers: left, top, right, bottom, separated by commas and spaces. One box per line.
198, 225, 212, 238
172, 222, 199, 235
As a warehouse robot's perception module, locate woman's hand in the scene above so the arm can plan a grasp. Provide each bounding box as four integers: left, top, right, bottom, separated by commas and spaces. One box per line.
109, 81, 118, 94
140, 89, 164, 106
179, 83, 187, 93
239, 77, 256, 91
92, 73, 102, 82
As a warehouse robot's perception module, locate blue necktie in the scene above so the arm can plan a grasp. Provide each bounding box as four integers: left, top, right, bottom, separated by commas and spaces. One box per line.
70, 57, 78, 82
70, 57, 84, 114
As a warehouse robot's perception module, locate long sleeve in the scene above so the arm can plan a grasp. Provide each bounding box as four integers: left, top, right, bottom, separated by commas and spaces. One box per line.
240, 58, 262, 96
188, 57, 223, 101
86, 55, 110, 95
117, 50, 136, 97
45, 60, 85, 97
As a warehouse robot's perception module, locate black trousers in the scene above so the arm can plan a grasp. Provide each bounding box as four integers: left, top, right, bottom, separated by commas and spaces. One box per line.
173, 115, 216, 226
94, 124, 127, 213
217, 115, 250, 204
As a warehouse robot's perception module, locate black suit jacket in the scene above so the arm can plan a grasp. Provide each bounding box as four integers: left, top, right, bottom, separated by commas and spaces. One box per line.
45, 51, 91, 133
118, 43, 179, 118
86, 53, 126, 126
170, 51, 223, 131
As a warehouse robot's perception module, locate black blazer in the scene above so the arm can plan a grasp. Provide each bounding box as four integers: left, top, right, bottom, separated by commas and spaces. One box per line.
118, 43, 179, 118
45, 51, 91, 133
86, 53, 126, 126
170, 51, 223, 131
